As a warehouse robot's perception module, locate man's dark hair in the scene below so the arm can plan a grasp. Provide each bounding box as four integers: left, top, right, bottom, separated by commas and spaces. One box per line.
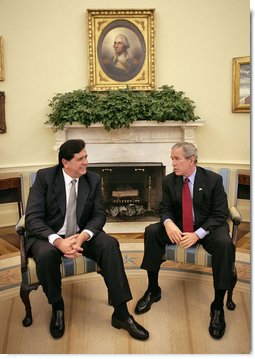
58, 139, 85, 167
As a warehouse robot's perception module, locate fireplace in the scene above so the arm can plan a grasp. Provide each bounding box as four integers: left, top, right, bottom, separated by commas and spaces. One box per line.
49, 120, 205, 174
89, 162, 165, 221
49, 121, 204, 224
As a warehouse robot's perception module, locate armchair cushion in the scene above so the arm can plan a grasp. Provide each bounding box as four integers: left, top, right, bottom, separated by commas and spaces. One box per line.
22, 256, 99, 286
164, 243, 212, 267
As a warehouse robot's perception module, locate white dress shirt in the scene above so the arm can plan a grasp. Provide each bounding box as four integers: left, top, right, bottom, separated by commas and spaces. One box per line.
48, 169, 93, 245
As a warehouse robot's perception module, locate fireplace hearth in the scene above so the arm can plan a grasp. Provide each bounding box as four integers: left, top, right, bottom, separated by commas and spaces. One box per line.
89, 162, 165, 221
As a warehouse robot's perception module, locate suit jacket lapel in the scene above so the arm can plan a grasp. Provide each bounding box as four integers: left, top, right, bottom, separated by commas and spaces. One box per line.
174, 175, 183, 204
54, 169, 66, 218
76, 175, 89, 223
193, 167, 206, 222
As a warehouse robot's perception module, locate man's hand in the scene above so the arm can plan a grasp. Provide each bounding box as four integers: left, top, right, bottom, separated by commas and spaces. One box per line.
54, 234, 84, 258
180, 232, 199, 248
164, 220, 200, 248
75, 231, 90, 246
164, 220, 183, 244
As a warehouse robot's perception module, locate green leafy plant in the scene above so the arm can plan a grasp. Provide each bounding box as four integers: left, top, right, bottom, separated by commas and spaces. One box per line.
46, 85, 199, 131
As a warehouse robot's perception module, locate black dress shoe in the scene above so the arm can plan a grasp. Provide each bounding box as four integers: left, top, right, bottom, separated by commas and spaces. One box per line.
135, 288, 161, 314
209, 305, 226, 339
50, 310, 65, 339
111, 314, 149, 340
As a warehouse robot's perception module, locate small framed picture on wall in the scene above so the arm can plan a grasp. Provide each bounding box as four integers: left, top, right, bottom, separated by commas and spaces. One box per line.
232, 56, 250, 113
87, 9, 155, 91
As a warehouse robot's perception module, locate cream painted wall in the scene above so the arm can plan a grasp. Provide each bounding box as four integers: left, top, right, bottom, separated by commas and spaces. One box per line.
0, 0, 250, 225
0, 0, 250, 169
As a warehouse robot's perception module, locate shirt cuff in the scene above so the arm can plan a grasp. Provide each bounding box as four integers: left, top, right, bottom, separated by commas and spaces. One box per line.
82, 229, 94, 241
195, 227, 209, 239
48, 234, 62, 245
163, 218, 172, 225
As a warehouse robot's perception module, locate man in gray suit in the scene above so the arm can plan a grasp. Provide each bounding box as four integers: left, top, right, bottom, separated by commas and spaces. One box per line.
25, 139, 149, 340
135, 142, 234, 339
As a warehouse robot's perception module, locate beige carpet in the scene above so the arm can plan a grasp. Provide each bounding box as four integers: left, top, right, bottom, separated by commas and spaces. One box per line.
0, 270, 250, 354
0, 242, 251, 354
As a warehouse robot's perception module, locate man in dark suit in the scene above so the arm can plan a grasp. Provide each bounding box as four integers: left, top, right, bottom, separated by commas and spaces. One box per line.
25, 139, 149, 340
134, 142, 234, 339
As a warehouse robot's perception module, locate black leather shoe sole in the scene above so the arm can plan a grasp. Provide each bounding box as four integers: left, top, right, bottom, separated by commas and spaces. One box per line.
135, 289, 161, 314
112, 314, 149, 340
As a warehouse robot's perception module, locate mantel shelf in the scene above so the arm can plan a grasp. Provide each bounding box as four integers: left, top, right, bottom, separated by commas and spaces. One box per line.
46, 119, 205, 129
47, 120, 205, 150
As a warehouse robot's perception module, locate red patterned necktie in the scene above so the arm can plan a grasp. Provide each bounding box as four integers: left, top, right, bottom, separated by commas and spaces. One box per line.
182, 178, 194, 232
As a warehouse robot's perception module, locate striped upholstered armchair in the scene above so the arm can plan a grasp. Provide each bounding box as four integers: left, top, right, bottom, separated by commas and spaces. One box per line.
163, 167, 242, 311
16, 215, 99, 327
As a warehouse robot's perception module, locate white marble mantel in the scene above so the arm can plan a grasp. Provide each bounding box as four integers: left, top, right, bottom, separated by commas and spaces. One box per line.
49, 120, 205, 173
51, 120, 205, 147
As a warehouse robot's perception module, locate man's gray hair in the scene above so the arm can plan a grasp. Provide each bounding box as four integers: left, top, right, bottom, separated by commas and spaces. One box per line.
172, 142, 198, 164
114, 34, 130, 49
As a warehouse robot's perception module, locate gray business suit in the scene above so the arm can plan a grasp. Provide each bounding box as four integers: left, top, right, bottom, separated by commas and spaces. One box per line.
25, 165, 132, 306
141, 166, 234, 290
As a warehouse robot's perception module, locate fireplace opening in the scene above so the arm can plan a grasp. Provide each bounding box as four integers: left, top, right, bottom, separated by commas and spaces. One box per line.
88, 163, 166, 221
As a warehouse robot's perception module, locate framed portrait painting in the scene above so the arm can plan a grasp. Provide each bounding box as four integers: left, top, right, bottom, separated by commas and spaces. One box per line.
232, 56, 250, 113
87, 9, 155, 91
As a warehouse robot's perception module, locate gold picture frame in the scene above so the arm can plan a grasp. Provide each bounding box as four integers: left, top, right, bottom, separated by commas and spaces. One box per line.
0, 36, 4, 81
232, 56, 250, 113
87, 9, 155, 91
0, 91, 6, 133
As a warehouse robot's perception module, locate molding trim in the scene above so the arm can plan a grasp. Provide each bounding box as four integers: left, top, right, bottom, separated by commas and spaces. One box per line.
46, 120, 206, 149
0, 163, 54, 173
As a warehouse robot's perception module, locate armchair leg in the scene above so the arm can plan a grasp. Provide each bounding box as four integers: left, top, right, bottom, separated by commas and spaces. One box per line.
226, 265, 237, 311
20, 282, 40, 326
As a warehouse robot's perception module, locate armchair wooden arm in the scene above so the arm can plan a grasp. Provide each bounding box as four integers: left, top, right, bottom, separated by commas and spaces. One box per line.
15, 214, 27, 275
229, 206, 242, 246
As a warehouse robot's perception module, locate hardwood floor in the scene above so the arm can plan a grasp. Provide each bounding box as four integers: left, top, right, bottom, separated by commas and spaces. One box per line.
0, 225, 20, 255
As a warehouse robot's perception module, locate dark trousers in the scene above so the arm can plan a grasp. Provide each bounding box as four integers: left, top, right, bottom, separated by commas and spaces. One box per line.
140, 222, 235, 290
29, 231, 132, 307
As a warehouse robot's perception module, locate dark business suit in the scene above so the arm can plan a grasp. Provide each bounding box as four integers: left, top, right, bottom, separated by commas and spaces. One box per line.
25, 165, 132, 306
141, 166, 234, 290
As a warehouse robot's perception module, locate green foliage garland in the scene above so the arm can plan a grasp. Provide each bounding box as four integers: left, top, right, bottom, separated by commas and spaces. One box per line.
46, 85, 199, 132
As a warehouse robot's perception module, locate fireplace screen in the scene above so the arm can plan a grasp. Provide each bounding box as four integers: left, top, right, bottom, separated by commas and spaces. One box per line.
89, 163, 165, 221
